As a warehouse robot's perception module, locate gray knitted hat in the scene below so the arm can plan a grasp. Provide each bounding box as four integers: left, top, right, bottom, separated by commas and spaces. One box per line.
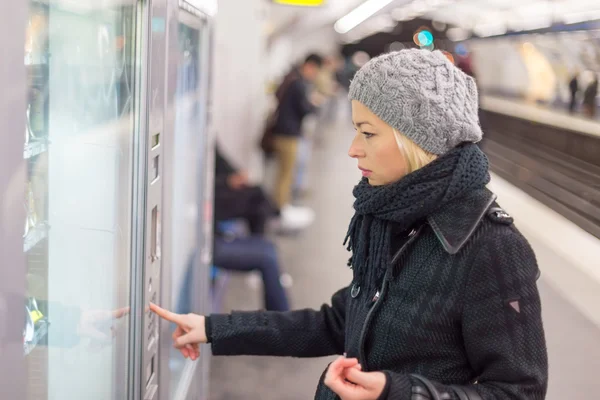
349, 49, 482, 155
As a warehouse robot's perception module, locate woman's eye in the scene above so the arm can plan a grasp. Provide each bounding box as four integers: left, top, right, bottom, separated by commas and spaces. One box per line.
362, 132, 375, 139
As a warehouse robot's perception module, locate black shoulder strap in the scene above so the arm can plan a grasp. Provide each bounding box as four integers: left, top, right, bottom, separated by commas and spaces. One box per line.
459, 385, 482, 400
410, 374, 442, 400
451, 385, 469, 400
410, 374, 482, 400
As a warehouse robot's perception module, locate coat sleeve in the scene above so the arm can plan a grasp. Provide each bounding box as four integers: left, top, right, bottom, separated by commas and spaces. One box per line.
206, 286, 348, 357
289, 80, 316, 119
380, 225, 548, 400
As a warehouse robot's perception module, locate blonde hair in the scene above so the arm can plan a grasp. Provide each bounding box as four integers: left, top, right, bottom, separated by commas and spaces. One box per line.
393, 129, 438, 173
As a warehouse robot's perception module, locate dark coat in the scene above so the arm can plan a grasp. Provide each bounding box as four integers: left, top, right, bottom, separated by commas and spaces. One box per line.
273, 69, 316, 138
212, 146, 277, 232
205, 188, 548, 399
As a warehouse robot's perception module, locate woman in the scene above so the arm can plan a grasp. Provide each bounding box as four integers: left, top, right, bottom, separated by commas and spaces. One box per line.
151, 49, 548, 400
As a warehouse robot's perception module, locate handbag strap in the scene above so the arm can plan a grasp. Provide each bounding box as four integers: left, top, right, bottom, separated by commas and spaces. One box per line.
411, 374, 482, 400
450, 386, 469, 400
456, 385, 482, 400
410, 374, 442, 400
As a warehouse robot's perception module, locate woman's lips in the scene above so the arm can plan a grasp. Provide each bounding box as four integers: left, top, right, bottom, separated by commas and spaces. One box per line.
358, 167, 372, 177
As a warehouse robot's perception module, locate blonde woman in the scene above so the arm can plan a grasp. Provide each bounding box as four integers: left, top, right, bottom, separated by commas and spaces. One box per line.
152, 49, 548, 400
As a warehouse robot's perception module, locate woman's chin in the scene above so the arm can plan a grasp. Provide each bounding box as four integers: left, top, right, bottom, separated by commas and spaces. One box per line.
367, 177, 381, 186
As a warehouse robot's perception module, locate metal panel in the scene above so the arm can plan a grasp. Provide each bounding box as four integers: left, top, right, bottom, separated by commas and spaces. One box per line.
179, 11, 212, 400
160, 3, 213, 399
129, 1, 151, 400
0, 1, 28, 398
158, 0, 179, 397
141, 0, 168, 398
191, 14, 216, 400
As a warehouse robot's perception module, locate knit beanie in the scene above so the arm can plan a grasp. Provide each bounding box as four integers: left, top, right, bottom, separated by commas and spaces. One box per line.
348, 49, 482, 155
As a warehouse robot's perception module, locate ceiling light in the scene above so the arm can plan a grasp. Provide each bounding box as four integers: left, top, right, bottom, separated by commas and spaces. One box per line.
446, 27, 470, 42
563, 10, 600, 24
432, 20, 447, 31
391, 7, 407, 21
272, 0, 325, 6
334, 0, 395, 34
474, 23, 507, 38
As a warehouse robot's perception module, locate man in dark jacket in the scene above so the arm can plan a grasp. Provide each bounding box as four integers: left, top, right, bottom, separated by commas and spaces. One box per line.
272, 54, 323, 221
214, 145, 277, 235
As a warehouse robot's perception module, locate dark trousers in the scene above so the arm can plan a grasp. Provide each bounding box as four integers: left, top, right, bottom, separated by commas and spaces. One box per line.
569, 92, 577, 113
213, 236, 290, 312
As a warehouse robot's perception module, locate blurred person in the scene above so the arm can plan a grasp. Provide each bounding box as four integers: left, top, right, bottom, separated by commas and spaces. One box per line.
569, 72, 579, 114
214, 144, 277, 234
272, 53, 324, 222
583, 75, 598, 118
293, 56, 339, 199
210, 145, 292, 311
314, 56, 340, 128
151, 50, 547, 400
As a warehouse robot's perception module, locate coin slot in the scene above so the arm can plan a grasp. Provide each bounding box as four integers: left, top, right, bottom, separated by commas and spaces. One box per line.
151, 207, 161, 262
146, 355, 155, 388
151, 155, 159, 183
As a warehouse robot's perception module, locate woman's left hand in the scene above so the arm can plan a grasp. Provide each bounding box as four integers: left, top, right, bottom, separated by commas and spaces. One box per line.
324, 356, 387, 400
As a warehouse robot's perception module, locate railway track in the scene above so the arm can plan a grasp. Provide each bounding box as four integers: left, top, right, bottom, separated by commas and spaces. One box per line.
481, 111, 600, 239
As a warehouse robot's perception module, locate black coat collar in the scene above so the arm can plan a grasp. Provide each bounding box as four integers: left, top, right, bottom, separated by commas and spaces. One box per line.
427, 188, 497, 255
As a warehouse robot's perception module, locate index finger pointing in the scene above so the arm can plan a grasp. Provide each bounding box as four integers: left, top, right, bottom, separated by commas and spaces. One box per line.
150, 303, 185, 324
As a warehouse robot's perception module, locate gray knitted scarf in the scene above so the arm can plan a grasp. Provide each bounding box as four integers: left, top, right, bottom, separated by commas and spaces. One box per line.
344, 143, 490, 289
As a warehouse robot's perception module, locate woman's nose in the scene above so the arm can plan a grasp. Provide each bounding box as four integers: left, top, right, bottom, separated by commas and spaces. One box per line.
348, 135, 364, 159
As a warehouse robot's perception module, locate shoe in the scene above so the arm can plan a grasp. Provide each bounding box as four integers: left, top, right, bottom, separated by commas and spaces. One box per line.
245, 272, 263, 290
279, 205, 315, 231
279, 273, 294, 288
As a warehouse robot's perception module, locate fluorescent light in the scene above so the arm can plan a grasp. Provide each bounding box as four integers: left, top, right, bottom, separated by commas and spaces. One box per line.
391, 7, 407, 21
446, 27, 470, 42
563, 10, 600, 24
410, 1, 430, 15
474, 22, 507, 38
334, 0, 395, 34
272, 0, 325, 6
509, 16, 552, 32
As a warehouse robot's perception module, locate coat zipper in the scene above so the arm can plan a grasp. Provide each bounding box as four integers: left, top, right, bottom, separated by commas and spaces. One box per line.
357, 226, 423, 371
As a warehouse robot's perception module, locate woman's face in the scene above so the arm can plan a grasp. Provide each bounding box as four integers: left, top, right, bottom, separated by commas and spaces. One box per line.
349, 100, 409, 186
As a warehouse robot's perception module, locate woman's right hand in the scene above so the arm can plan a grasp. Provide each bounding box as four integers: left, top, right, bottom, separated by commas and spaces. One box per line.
149, 303, 207, 361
